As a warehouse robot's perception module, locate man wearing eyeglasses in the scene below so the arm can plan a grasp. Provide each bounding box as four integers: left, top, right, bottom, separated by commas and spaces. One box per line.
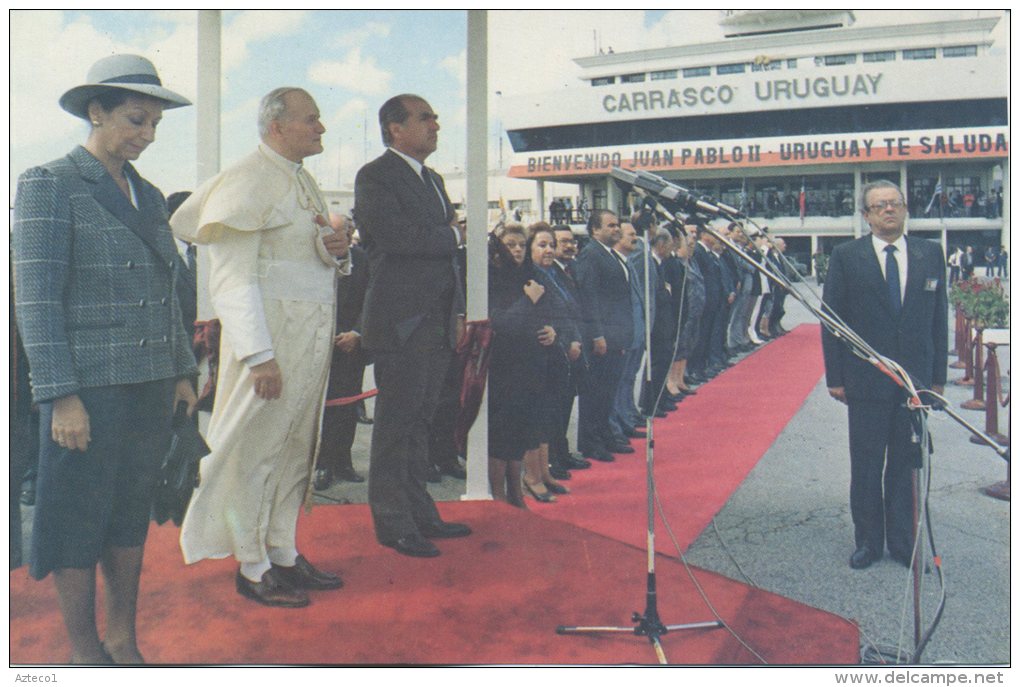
821, 180, 947, 571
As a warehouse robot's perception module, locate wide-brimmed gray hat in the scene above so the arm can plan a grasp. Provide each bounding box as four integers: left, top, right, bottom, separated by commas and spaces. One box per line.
59, 54, 191, 120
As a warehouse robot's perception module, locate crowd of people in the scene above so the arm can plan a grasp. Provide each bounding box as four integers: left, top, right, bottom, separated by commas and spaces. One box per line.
947, 244, 1009, 283
484, 210, 795, 505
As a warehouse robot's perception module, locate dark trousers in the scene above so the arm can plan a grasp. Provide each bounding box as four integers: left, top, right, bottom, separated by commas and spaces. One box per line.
689, 299, 720, 374
317, 352, 366, 475
770, 288, 788, 330
368, 322, 450, 543
550, 361, 581, 462
428, 353, 464, 471
710, 300, 732, 365
578, 348, 625, 453
847, 400, 921, 557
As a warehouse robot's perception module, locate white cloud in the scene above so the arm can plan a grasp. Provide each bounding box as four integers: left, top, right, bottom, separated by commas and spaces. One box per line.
221, 10, 309, 73
331, 20, 391, 48
307, 48, 393, 95
440, 49, 467, 92
10, 10, 198, 197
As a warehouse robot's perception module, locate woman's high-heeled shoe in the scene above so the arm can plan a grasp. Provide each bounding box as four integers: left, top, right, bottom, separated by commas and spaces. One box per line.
524, 481, 556, 503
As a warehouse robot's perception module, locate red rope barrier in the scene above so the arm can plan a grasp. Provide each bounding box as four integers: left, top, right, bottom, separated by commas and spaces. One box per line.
324, 388, 378, 407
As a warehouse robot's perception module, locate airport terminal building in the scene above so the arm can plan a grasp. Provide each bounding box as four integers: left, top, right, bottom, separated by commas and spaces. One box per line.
498, 10, 1008, 268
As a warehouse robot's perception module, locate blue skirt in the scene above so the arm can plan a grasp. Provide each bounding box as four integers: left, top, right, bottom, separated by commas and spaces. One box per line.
30, 378, 175, 580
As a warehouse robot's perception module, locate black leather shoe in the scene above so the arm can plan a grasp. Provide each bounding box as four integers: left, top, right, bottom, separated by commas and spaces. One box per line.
313, 468, 334, 491
610, 443, 635, 454
426, 464, 442, 483
336, 467, 365, 483
419, 520, 472, 539
624, 427, 647, 439
384, 533, 441, 557
236, 569, 310, 608
849, 545, 879, 570
654, 410, 668, 418
659, 400, 677, 412
439, 464, 467, 480
549, 464, 571, 480
272, 554, 343, 590
356, 404, 373, 425
562, 454, 591, 470
584, 447, 615, 462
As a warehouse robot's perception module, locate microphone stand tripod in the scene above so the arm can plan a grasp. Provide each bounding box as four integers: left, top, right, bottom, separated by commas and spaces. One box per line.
556, 190, 722, 664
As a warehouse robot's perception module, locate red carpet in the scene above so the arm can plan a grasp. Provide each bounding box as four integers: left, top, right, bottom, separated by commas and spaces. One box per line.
11, 501, 857, 665
11, 324, 857, 664
541, 324, 824, 552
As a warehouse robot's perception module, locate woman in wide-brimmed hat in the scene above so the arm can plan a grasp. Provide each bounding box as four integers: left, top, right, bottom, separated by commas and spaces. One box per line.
12, 54, 198, 664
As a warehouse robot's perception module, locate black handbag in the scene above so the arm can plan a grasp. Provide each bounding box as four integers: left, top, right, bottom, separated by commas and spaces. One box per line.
152, 402, 210, 526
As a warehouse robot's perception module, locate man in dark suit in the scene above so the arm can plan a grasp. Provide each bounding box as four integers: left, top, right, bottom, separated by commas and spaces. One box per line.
822, 179, 947, 570
354, 94, 471, 558
548, 225, 591, 477
314, 214, 370, 490
688, 225, 724, 382
573, 209, 634, 463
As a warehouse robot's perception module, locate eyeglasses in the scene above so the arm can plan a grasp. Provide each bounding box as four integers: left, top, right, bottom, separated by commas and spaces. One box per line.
866, 199, 906, 212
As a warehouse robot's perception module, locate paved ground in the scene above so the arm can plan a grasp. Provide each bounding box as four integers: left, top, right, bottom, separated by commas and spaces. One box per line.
17, 278, 1010, 666
682, 290, 1010, 665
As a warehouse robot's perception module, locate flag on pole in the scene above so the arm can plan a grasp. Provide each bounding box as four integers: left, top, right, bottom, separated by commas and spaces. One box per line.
798, 178, 806, 224
925, 175, 943, 215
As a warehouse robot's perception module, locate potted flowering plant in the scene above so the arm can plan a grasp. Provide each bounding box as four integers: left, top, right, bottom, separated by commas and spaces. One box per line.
952, 277, 1010, 329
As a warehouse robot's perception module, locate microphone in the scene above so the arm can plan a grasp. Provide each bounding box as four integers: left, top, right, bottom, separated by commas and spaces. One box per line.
610, 167, 744, 219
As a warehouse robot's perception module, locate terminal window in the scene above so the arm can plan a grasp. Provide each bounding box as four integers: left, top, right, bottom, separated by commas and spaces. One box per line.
944, 45, 978, 58
683, 66, 711, 78
621, 73, 646, 83
650, 69, 678, 81
903, 48, 937, 60
863, 50, 896, 62
717, 63, 747, 75
823, 54, 857, 66
591, 76, 616, 86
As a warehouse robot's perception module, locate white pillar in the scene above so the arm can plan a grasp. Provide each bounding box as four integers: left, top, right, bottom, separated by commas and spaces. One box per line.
536, 180, 546, 222
463, 10, 490, 501
195, 10, 220, 322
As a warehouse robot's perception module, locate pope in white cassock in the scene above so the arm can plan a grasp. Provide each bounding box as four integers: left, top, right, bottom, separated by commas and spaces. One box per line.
171, 88, 351, 608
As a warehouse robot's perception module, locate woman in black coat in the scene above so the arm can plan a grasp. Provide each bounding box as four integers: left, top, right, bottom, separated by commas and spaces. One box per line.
487, 225, 550, 506
523, 224, 581, 502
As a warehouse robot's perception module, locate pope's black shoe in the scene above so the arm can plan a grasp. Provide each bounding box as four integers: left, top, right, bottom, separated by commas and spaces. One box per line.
272, 555, 343, 590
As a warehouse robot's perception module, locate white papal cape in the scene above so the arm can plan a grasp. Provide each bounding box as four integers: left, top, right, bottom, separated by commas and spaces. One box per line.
172, 145, 345, 565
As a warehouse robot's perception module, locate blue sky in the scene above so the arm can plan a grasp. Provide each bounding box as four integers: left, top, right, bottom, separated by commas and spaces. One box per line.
9, 10, 1006, 203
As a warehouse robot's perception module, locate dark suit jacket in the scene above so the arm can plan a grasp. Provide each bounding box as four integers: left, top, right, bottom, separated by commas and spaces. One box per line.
354, 149, 464, 352
822, 234, 948, 401
13, 146, 196, 403
572, 239, 634, 353
694, 241, 724, 309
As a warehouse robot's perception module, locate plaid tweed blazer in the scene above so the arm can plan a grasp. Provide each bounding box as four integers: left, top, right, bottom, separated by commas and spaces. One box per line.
13, 146, 197, 403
